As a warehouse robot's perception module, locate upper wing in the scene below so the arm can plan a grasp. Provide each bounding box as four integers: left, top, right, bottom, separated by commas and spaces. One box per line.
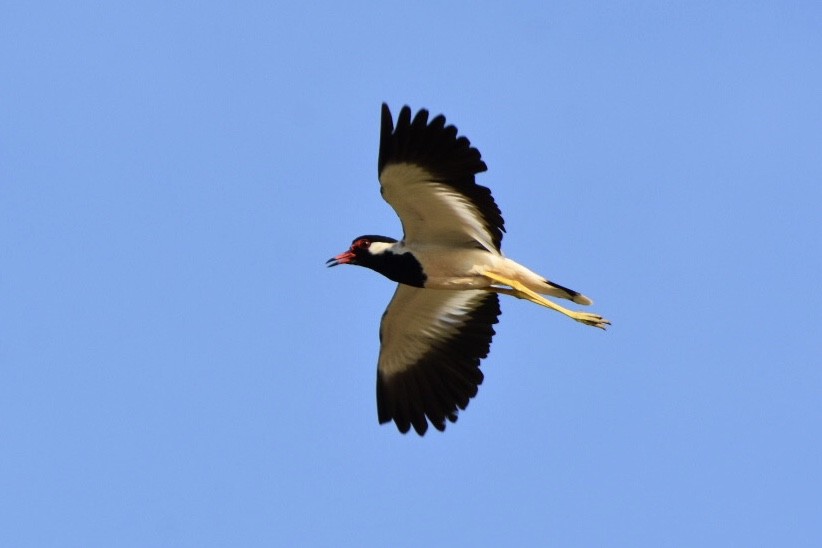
378, 104, 505, 253
377, 284, 501, 435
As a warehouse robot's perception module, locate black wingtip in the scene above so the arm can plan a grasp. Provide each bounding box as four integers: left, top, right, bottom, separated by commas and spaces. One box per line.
378, 103, 396, 175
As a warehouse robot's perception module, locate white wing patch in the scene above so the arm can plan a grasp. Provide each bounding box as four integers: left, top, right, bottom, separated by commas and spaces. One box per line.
380, 163, 498, 252
378, 286, 492, 377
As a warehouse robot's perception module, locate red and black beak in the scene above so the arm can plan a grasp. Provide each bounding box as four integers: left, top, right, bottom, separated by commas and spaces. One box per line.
326, 249, 356, 267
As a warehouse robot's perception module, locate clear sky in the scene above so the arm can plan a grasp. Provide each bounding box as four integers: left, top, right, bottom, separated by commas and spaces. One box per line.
2, 2, 821, 546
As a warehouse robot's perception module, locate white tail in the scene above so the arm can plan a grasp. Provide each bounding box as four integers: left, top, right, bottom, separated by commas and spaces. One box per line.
493, 257, 593, 305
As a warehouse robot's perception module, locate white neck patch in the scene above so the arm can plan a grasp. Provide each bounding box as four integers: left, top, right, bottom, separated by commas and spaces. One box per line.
368, 241, 397, 255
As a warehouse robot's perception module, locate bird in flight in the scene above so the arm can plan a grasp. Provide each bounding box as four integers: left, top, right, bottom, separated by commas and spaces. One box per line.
327, 104, 609, 436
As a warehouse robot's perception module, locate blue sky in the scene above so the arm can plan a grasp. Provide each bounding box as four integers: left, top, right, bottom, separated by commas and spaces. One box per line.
2, 2, 821, 546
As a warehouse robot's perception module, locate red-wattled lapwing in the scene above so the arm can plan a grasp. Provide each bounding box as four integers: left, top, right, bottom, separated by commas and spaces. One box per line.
327, 104, 609, 436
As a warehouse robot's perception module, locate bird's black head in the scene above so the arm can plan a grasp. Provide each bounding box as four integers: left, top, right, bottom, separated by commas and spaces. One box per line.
326, 235, 426, 287
326, 235, 398, 267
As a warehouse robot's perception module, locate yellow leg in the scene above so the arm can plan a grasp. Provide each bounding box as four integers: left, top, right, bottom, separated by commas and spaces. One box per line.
484, 272, 610, 330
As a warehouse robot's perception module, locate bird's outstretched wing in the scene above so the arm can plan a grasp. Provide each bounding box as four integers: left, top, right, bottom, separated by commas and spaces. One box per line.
378, 104, 505, 253
377, 285, 501, 435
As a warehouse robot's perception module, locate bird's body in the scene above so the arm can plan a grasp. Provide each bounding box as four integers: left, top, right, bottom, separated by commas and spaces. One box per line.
328, 104, 609, 435
356, 238, 591, 303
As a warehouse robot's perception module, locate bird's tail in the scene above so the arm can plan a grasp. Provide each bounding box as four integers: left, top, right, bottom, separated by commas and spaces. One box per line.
535, 279, 592, 306
493, 257, 593, 305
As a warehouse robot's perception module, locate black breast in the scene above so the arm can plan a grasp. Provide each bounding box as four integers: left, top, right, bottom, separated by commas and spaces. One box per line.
363, 251, 427, 288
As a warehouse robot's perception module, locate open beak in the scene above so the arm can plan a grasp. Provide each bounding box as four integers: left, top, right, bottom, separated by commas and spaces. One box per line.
326, 250, 355, 267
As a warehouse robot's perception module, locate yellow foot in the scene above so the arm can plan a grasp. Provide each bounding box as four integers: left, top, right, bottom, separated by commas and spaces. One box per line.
484, 272, 611, 330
